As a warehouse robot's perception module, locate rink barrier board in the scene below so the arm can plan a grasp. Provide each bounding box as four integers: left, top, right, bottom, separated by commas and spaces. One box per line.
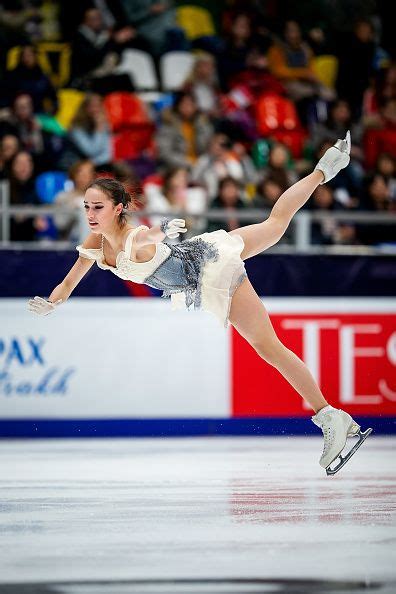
0, 416, 394, 438
1, 298, 396, 437
2, 251, 396, 298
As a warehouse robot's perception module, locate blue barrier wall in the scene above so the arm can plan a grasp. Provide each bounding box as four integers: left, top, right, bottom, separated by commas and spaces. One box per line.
1, 250, 396, 298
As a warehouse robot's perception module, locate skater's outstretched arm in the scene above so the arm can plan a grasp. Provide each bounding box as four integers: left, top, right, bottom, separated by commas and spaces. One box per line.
28, 232, 99, 315
230, 132, 351, 259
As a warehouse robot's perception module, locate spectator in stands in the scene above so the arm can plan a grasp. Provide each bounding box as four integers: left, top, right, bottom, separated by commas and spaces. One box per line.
308, 185, 359, 246
252, 176, 284, 209
267, 20, 334, 107
145, 166, 207, 237
363, 64, 396, 126
363, 173, 392, 211
54, 160, 94, 241
375, 153, 396, 202
182, 53, 220, 118
156, 91, 213, 169
70, 7, 143, 85
359, 172, 396, 244
217, 13, 254, 91
71, 8, 116, 83
192, 133, 256, 200
2, 93, 44, 156
310, 100, 364, 160
0, 45, 58, 113
8, 150, 40, 241
206, 176, 249, 233
336, 19, 376, 118
363, 98, 396, 169
118, 0, 186, 57
228, 47, 285, 101
69, 94, 111, 167
0, 134, 20, 179
259, 143, 298, 190
308, 184, 340, 245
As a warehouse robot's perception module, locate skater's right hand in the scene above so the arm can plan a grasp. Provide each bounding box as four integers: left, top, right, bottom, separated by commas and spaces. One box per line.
314, 131, 351, 184
28, 296, 62, 316
161, 218, 188, 239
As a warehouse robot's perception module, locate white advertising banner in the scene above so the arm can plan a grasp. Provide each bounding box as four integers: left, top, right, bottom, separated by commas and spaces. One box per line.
0, 299, 230, 419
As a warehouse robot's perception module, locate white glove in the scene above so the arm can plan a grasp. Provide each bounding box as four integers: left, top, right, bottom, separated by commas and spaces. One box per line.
161, 218, 188, 239
28, 296, 62, 316
314, 130, 351, 184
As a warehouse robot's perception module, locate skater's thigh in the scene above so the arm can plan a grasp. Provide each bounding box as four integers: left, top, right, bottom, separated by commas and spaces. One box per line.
229, 277, 279, 348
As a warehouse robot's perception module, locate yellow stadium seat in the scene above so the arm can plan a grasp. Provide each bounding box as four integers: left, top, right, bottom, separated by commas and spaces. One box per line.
37, 42, 71, 88
55, 88, 85, 130
176, 5, 215, 40
6, 46, 23, 70
312, 55, 339, 89
7, 43, 71, 87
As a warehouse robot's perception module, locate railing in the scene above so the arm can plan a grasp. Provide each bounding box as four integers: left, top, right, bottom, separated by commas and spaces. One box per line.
1, 180, 396, 255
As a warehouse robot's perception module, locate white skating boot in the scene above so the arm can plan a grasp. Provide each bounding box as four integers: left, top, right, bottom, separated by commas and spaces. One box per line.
314, 130, 351, 184
312, 406, 373, 475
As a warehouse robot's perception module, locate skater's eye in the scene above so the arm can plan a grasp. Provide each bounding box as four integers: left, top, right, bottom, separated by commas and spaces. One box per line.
84, 205, 103, 210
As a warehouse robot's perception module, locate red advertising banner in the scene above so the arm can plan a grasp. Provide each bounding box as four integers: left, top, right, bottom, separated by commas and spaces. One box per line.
232, 313, 396, 417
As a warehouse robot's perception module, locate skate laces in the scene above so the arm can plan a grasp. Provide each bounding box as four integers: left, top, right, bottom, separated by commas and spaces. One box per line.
312, 413, 336, 456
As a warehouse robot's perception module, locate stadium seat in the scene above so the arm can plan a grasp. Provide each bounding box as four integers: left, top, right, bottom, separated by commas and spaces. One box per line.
115, 49, 158, 91
176, 6, 215, 40
6, 46, 22, 70
37, 42, 71, 87
55, 89, 85, 130
103, 92, 152, 131
160, 51, 196, 91
312, 55, 338, 89
104, 92, 155, 159
256, 94, 307, 158
35, 171, 68, 203
256, 94, 301, 134
112, 128, 155, 160
6, 43, 71, 87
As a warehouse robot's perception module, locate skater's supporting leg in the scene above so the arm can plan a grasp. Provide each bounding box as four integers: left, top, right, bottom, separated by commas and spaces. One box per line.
229, 277, 328, 413
229, 171, 324, 260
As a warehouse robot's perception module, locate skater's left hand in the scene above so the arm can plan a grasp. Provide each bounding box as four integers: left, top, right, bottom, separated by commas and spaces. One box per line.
161, 218, 188, 239
315, 131, 351, 184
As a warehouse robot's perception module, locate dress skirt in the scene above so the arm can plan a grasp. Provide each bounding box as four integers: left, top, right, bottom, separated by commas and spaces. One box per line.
168, 229, 247, 328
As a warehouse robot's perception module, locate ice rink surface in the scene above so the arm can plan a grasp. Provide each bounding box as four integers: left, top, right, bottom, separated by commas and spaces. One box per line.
0, 436, 395, 594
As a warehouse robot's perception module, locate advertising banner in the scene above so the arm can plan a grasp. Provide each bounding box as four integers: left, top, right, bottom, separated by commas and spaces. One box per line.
0, 299, 229, 419
233, 300, 396, 419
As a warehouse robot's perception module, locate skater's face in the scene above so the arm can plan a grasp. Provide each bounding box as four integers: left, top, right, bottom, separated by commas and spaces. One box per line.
83, 187, 123, 232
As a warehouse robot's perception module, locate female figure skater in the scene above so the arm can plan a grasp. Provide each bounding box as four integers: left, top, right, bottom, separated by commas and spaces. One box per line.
28, 132, 371, 475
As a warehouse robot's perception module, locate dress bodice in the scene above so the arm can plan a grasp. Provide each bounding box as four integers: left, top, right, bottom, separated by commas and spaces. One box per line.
76, 225, 172, 283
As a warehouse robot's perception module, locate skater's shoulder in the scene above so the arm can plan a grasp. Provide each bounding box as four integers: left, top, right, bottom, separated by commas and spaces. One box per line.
80, 232, 102, 250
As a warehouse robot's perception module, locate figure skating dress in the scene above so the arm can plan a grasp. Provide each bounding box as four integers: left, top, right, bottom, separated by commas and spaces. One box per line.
76, 225, 247, 328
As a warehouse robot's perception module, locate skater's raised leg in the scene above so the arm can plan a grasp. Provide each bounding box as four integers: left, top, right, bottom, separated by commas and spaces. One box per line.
229, 131, 352, 260
230, 170, 325, 259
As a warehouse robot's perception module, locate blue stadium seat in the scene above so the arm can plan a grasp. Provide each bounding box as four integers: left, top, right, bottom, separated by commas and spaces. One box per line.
35, 171, 68, 203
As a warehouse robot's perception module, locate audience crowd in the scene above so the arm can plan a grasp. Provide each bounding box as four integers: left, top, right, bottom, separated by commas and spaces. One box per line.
0, 0, 395, 247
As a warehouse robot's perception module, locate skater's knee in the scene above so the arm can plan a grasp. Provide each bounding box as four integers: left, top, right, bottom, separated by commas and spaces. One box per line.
252, 338, 284, 366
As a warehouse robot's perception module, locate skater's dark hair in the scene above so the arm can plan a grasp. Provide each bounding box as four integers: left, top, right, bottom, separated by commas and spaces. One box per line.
86, 178, 136, 226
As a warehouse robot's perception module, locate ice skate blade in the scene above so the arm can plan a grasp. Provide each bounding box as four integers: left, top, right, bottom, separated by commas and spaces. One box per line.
325, 428, 373, 476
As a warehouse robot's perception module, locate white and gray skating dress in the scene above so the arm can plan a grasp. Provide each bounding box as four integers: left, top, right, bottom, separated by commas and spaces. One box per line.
76, 224, 247, 328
